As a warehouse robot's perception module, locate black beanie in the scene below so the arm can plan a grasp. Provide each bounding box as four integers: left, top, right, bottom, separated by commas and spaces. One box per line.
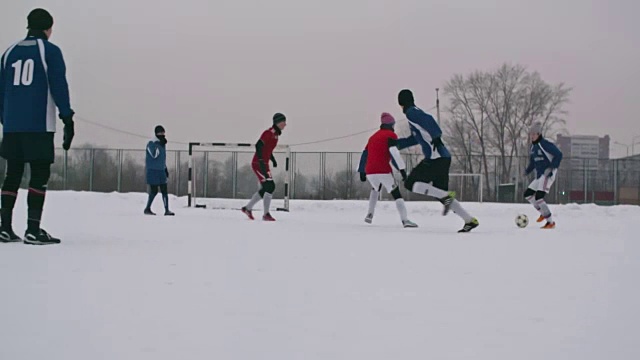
154, 125, 166, 134
27, 9, 54, 31
398, 89, 415, 107
273, 113, 286, 125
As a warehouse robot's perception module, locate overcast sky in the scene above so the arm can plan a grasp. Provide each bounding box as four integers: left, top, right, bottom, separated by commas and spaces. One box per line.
2, 0, 639, 157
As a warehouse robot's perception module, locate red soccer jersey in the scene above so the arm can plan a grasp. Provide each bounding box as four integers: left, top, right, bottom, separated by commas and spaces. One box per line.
365, 129, 398, 174
252, 127, 279, 164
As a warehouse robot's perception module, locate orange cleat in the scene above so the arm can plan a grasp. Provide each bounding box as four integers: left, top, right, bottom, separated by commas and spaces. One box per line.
536, 215, 545, 223
541, 222, 556, 229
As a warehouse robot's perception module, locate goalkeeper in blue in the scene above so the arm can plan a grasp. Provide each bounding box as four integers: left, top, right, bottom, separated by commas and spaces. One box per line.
524, 122, 563, 229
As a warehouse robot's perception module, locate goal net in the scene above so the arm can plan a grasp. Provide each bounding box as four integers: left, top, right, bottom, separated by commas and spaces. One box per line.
187, 142, 291, 211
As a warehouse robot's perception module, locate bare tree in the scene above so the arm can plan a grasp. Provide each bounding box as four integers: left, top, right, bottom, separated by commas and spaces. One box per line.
444, 72, 495, 199
443, 63, 571, 193
507, 71, 570, 161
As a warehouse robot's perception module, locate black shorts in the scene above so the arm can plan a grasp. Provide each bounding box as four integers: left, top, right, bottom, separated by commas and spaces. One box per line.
406, 157, 451, 191
0, 132, 55, 164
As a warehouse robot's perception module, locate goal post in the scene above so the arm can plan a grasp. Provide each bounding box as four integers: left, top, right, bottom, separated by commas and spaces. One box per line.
449, 173, 484, 203
188, 142, 291, 211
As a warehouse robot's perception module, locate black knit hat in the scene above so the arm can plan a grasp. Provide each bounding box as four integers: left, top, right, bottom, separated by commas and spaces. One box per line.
27, 9, 54, 31
398, 89, 415, 107
273, 113, 286, 125
154, 125, 166, 134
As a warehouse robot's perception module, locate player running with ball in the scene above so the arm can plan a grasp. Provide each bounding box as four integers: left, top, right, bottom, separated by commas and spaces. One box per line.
242, 113, 287, 221
524, 122, 563, 229
357, 112, 417, 228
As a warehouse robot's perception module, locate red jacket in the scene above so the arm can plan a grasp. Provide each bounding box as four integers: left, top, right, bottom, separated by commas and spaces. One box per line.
362, 128, 405, 175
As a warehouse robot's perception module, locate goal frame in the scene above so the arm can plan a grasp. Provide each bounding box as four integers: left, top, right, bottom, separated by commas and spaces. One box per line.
187, 142, 291, 211
449, 173, 484, 203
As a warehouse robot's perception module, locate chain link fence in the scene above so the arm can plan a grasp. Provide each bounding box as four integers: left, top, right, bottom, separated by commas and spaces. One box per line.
0, 148, 638, 205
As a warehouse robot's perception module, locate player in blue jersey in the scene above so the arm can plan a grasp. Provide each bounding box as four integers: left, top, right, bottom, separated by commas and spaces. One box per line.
144, 125, 174, 216
0, 9, 75, 245
395, 89, 479, 233
524, 122, 563, 229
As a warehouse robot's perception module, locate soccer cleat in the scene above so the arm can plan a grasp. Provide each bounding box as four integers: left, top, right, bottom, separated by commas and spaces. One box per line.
536, 215, 545, 223
441, 191, 456, 216
144, 208, 156, 215
263, 213, 276, 222
364, 213, 373, 224
541, 222, 556, 229
0, 227, 22, 243
23, 229, 61, 245
241, 207, 254, 220
402, 220, 418, 228
458, 218, 479, 233
164, 210, 175, 216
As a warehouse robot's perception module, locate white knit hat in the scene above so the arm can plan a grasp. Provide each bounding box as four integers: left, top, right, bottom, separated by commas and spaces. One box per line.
529, 122, 543, 134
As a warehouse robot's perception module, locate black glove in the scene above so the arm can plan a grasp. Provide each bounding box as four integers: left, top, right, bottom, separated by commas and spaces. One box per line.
165, 168, 169, 178
60, 112, 75, 151
432, 137, 444, 149
359, 172, 367, 182
271, 157, 278, 168
258, 159, 269, 177
400, 169, 407, 181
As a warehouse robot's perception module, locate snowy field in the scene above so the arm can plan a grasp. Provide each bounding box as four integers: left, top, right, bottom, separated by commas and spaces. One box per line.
1, 191, 639, 360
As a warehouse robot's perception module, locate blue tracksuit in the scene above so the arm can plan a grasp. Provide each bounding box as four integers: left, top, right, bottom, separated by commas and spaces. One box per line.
0, 36, 72, 133
525, 137, 563, 178
395, 106, 451, 160
146, 139, 167, 185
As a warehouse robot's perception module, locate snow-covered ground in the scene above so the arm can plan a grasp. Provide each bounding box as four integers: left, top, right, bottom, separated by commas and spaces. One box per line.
1, 191, 638, 360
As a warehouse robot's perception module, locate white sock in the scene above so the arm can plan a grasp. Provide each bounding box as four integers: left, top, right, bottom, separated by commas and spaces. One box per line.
450, 199, 473, 223
263, 193, 272, 215
368, 190, 378, 216
526, 195, 543, 214
395, 198, 409, 221
412, 182, 448, 199
538, 200, 553, 223
245, 192, 262, 210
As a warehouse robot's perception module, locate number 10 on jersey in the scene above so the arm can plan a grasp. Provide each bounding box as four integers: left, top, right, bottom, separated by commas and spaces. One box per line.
11, 59, 35, 86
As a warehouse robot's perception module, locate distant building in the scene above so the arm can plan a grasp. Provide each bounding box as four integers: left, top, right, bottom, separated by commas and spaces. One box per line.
556, 134, 610, 170
617, 153, 640, 205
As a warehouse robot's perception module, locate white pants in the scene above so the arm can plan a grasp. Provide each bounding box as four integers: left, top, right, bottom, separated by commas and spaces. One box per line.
367, 173, 398, 193
528, 173, 556, 193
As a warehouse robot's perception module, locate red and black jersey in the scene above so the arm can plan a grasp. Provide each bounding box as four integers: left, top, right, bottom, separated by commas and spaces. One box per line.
252, 127, 279, 164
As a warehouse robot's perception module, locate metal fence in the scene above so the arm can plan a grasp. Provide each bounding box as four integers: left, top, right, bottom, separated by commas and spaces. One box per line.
1, 148, 639, 205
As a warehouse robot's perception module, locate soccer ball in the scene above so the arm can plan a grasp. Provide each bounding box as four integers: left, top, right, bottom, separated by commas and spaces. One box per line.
515, 214, 529, 228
